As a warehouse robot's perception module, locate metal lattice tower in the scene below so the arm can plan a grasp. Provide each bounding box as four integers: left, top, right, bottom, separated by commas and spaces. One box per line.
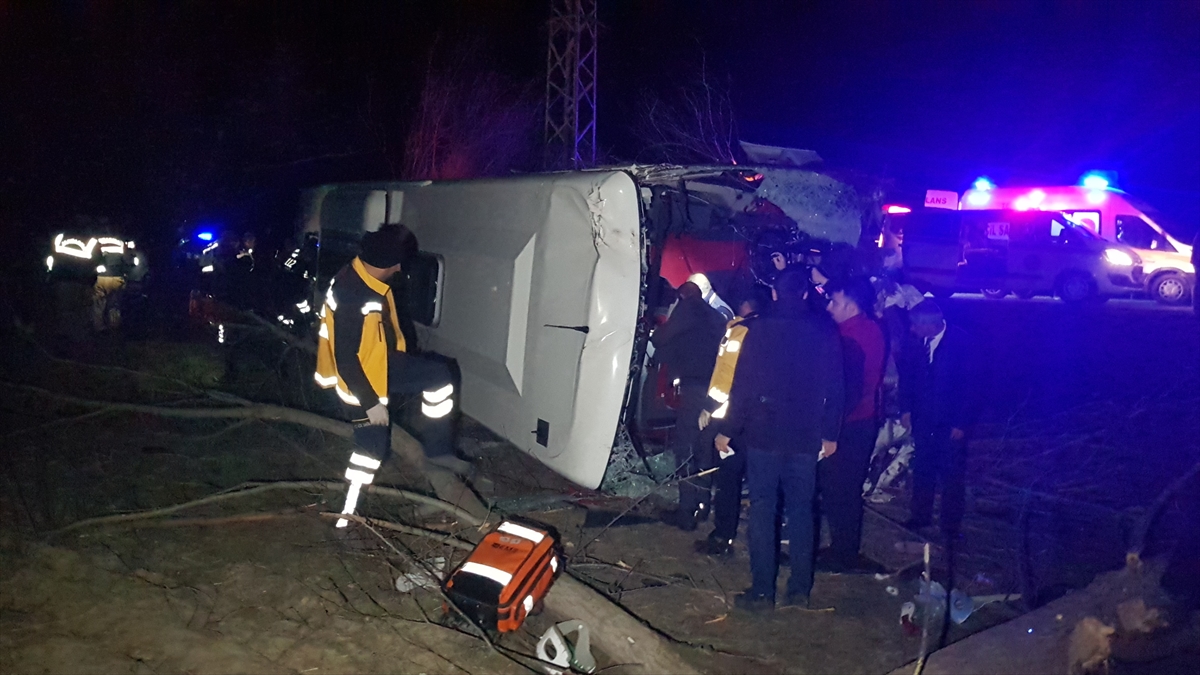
544, 0, 597, 168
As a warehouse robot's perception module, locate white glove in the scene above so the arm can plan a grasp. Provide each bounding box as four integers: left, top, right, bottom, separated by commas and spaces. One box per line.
366, 403, 389, 426
698, 410, 711, 430
718, 447, 736, 460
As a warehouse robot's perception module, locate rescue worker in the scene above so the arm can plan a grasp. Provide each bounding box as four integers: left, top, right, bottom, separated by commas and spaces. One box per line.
707, 269, 844, 612
695, 286, 770, 556
46, 232, 99, 342
314, 224, 464, 529
92, 235, 136, 332
653, 279, 726, 531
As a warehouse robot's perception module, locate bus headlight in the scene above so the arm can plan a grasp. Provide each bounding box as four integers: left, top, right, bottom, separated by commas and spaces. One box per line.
1103, 249, 1134, 266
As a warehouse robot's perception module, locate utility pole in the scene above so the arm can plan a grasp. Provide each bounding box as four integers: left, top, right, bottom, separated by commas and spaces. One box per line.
544, 0, 597, 168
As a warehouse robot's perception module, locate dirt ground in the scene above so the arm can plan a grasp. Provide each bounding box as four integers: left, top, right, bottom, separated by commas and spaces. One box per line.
2, 295, 1198, 674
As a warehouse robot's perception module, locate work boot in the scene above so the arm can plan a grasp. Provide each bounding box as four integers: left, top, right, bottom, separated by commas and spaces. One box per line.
733, 591, 774, 614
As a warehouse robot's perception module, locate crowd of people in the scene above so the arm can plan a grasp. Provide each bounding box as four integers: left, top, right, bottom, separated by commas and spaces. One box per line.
649, 245, 973, 613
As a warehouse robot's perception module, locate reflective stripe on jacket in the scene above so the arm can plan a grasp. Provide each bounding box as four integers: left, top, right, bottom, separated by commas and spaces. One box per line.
315, 257, 407, 408
703, 315, 753, 419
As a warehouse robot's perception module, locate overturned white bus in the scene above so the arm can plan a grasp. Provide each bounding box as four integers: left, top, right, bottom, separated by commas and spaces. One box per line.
285, 166, 872, 488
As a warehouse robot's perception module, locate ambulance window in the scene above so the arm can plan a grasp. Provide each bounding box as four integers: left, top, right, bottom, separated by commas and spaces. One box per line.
1116, 216, 1175, 252
401, 252, 444, 327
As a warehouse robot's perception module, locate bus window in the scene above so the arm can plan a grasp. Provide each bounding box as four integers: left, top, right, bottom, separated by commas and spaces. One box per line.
1116, 215, 1176, 252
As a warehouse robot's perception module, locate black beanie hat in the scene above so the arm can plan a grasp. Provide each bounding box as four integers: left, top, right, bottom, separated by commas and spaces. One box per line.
359, 224, 418, 269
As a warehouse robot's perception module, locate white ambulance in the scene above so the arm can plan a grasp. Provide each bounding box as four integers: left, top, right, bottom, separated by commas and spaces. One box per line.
959, 180, 1194, 305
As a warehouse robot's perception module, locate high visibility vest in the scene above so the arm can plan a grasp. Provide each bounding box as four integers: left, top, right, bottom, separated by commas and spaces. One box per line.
314, 257, 407, 407
705, 315, 753, 419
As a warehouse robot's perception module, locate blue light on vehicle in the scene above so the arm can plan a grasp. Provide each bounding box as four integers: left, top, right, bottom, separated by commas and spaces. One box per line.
966, 191, 992, 206
972, 177, 995, 191
1081, 173, 1109, 190
197, 231, 215, 242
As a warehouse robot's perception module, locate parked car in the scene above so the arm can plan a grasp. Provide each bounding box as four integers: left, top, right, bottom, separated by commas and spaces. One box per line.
960, 183, 1193, 305
899, 208, 1143, 303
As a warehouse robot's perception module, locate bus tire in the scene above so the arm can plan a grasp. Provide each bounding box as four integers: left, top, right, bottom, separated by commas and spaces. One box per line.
981, 288, 1008, 300
931, 288, 955, 300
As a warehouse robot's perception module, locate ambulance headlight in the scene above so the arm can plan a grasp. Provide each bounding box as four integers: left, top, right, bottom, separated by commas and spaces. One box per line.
1103, 249, 1134, 266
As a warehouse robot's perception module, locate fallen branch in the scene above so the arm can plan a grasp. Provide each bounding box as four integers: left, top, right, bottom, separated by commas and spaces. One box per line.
54, 480, 480, 535
105, 511, 304, 528
8, 383, 697, 675
1128, 459, 1200, 560
320, 512, 473, 551
6, 381, 489, 518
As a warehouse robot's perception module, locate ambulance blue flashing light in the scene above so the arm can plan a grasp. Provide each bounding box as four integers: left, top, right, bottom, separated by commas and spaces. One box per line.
1081, 174, 1110, 191
197, 231, 215, 242
972, 177, 995, 192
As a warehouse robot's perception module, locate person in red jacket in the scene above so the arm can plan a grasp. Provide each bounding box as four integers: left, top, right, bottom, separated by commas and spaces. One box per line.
818, 276, 887, 572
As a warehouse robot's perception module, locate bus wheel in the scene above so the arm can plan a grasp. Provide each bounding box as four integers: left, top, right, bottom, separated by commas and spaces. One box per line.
931, 288, 955, 300
1057, 272, 1096, 304
1150, 272, 1190, 306
1015, 290, 1036, 300
981, 288, 1008, 300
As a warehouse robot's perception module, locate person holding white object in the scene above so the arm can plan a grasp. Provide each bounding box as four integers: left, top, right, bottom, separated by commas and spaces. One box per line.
314, 225, 465, 529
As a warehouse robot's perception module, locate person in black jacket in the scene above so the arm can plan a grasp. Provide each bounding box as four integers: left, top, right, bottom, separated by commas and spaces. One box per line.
653, 280, 727, 530
898, 300, 974, 537
715, 269, 844, 612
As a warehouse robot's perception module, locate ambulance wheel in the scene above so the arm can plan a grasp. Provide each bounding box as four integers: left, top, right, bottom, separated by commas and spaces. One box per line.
981, 288, 1008, 300
1057, 272, 1096, 304
1149, 272, 1191, 306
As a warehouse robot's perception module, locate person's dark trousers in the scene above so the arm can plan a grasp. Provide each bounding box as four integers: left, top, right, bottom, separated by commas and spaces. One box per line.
675, 382, 717, 516
746, 449, 818, 601
349, 420, 391, 462
387, 352, 458, 459
909, 427, 967, 535
818, 419, 878, 567
710, 448, 747, 543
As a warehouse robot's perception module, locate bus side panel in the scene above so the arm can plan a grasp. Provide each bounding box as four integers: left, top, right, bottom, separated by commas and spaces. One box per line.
401, 172, 642, 489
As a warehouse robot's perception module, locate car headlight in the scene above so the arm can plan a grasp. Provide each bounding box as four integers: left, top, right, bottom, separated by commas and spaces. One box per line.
1103, 248, 1134, 266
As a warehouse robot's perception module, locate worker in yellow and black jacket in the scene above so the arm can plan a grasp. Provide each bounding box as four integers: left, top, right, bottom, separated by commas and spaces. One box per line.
694, 287, 770, 556
314, 225, 461, 529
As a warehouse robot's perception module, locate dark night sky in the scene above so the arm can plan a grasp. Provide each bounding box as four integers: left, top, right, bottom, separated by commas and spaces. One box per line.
2, 0, 1198, 245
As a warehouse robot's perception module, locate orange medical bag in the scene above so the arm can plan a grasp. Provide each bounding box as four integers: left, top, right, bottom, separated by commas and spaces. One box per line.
443, 519, 562, 633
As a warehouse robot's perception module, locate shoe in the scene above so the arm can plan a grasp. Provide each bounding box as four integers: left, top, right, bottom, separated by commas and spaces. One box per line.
779, 593, 810, 609
661, 509, 698, 532
694, 536, 734, 557
733, 592, 774, 613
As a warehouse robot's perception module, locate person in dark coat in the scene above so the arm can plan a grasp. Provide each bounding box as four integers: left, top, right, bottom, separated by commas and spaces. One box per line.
714, 269, 844, 612
899, 300, 974, 537
653, 280, 727, 530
